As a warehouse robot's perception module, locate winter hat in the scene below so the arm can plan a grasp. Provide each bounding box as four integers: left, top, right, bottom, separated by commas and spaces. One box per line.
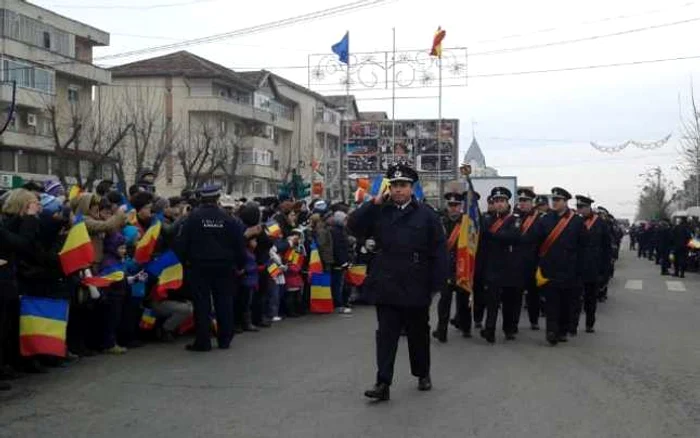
103, 232, 126, 255
238, 201, 261, 227
39, 194, 62, 215
333, 211, 347, 226
122, 225, 140, 246
312, 200, 328, 214
44, 180, 64, 197
131, 191, 154, 212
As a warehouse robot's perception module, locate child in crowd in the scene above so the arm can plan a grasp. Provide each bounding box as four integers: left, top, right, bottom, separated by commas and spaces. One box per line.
267, 244, 287, 322
283, 228, 306, 317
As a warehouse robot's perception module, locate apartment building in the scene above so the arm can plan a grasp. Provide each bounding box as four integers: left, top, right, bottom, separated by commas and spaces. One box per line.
0, 0, 110, 187
104, 50, 353, 199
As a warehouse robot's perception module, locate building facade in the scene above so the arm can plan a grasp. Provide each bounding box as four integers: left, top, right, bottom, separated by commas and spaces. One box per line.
102, 51, 350, 199
0, 0, 110, 188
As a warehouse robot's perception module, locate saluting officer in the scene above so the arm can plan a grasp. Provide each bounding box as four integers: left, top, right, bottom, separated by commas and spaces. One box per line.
348, 163, 448, 402
481, 187, 523, 343
175, 184, 247, 352
515, 188, 543, 331
434, 191, 472, 342
533, 187, 585, 346
573, 195, 611, 334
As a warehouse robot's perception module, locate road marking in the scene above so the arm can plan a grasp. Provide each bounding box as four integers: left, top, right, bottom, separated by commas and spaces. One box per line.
666, 281, 686, 292
625, 280, 643, 290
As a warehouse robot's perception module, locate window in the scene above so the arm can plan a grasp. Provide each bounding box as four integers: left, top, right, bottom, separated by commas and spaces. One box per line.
68, 86, 80, 103
2, 58, 55, 93
0, 149, 14, 171
252, 179, 264, 195
42, 31, 50, 49
17, 151, 48, 174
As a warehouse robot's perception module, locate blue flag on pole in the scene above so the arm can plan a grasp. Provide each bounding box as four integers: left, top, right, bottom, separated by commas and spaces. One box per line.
332, 32, 349, 64
413, 181, 425, 201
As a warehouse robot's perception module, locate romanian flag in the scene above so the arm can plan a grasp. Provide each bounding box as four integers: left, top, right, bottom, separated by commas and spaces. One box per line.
266, 220, 283, 239
455, 181, 480, 293
19, 296, 69, 357
308, 240, 323, 276
284, 248, 304, 270
310, 272, 334, 314
58, 214, 95, 275
68, 185, 82, 202
135, 218, 162, 265
140, 308, 156, 331
146, 250, 183, 300
267, 261, 283, 279
81, 263, 125, 288
369, 175, 390, 197
430, 26, 446, 58
345, 265, 367, 287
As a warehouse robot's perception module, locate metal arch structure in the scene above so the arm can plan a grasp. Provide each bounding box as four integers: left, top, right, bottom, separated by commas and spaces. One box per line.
307, 47, 468, 90
590, 133, 672, 153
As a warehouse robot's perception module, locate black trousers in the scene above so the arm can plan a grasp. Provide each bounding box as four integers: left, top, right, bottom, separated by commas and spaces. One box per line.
472, 277, 486, 324
234, 286, 253, 328
673, 248, 688, 276
189, 267, 236, 349
0, 295, 18, 369
436, 286, 471, 336
582, 282, 598, 329
484, 285, 520, 335
541, 284, 575, 337
660, 249, 671, 273
252, 273, 270, 325
525, 281, 541, 325
376, 304, 430, 385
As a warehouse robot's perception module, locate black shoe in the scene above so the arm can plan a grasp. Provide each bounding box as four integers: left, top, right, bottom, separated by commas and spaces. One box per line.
243, 323, 260, 332
480, 329, 495, 344
258, 320, 272, 328
185, 343, 212, 352
449, 318, 458, 328
505, 333, 516, 341
557, 334, 568, 343
568, 330, 578, 337
418, 376, 432, 391
0, 366, 20, 381
218, 343, 230, 350
233, 326, 244, 334
0, 381, 10, 391
680, 273, 685, 278
546, 332, 558, 346
23, 359, 48, 374
474, 322, 483, 329
661, 271, 669, 276
586, 326, 595, 333
462, 331, 472, 338
125, 340, 144, 349
531, 323, 540, 331
364, 383, 390, 401
432, 329, 447, 343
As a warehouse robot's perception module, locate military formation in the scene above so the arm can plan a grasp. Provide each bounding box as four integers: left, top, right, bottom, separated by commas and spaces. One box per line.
350, 163, 622, 401
629, 218, 694, 278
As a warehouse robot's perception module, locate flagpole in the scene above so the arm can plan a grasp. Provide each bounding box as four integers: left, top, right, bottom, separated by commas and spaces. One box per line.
392, 27, 396, 164
437, 54, 443, 207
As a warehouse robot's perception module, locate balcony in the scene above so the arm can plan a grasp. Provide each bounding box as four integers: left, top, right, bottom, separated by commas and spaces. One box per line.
236, 163, 279, 180
186, 96, 295, 132
0, 37, 110, 84
315, 119, 340, 135
240, 135, 275, 151
0, 83, 53, 109
0, 130, 54, 151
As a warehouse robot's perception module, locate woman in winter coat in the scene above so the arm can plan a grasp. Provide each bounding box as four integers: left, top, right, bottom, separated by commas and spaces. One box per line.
71, 193, 127, 267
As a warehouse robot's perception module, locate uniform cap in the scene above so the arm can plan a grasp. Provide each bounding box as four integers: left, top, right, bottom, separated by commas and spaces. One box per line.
386, 162, 418, 184
534, 195, 549, 206
551, 187, 572, 201
490, 186, 512, 200
198, 184, 222, 199
517, 188, 536, 201
443, 192, 464, 204
575, 195, 594, 207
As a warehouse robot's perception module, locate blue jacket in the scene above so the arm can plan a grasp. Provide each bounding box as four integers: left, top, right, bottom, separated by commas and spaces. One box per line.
347, 198, 448, 308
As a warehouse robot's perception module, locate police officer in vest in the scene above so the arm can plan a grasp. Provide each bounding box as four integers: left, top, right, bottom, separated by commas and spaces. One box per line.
175, 184, 247, 352
573, 195, 611, 334
433, 191, 472, 343
515, 188, 542, 331
481, 187, 523, 343
348, 162, 448, 401
533, 187, 585, 345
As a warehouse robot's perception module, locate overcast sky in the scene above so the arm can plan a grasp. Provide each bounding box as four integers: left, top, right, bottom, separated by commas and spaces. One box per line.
33, 0, 700, 219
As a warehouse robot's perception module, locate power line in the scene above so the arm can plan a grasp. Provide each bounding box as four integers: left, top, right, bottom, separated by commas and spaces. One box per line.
94, 0, 398, 62
470, 15, 700, 57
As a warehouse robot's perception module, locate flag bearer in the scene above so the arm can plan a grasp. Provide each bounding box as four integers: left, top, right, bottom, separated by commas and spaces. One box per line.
348, 163, 448, 402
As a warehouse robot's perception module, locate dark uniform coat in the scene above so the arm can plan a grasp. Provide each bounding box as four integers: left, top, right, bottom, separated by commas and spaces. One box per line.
483, 213, 523, 289
515, 210, 541, 285
533, 210, 586, 286
347, 198, 448, 308
580, 215, 612, 284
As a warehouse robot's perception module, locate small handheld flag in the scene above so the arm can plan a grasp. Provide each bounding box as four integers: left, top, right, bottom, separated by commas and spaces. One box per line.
19, 296, 69, 358
310, 272, 334, 314
68, 185, 82, 202
140, 308, 156, 331
146, 250, 184, 300
59, 214, 95, 275
345, 265, 367, 287
135, 218, 162, 265
332, 31, 349, 65
267, 262, 283, 279
308, 240, 323, 277
265, 220, 283, 239
81, 264, 125, 288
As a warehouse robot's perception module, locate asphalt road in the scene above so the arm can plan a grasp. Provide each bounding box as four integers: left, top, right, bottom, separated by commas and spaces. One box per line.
1, 247, 699, 438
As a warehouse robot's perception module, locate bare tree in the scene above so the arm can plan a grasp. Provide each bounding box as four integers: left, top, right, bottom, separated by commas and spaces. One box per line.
115, 86, 179, 189
177, 119, 240, 191
636, 166, 676, 221
47, 99, 131, 191
679, 86, 700, 208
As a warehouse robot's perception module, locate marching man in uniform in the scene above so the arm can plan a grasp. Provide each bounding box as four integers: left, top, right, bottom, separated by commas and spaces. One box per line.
515, 188, 543, 331
348, 162, 448, 402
